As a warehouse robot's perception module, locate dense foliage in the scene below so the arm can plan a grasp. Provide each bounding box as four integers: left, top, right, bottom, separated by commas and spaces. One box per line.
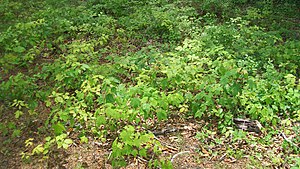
0, 0, 299, 168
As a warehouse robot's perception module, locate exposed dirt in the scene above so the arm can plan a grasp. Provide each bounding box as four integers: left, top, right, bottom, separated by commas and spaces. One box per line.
0, 120, 240, 168
1, 108, 299, 169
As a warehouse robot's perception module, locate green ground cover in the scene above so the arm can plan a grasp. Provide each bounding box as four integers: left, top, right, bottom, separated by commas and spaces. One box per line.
0, 0, 299, 168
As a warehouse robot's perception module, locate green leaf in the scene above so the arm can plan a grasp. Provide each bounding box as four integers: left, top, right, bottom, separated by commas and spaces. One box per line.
97, 96, 104, 104
140, 134, 151, 143
142, 103, 151, 113
96, 115, 106, 127
106, 107, 120, 119
55, 96, 64, 103
81, 64, 90, 70
13, 46, 26, 53
12, 129, 21, 138
76, 92, 85, 100
195, 92, 205, 100
8, 122, 16, 129
132, 149, 138, 157
80, 136, 88, 143
105, 94, 115, 103
124, 125, 135, 133
52, 122, 66, 135
120, 130, 131, 143
139, 148, 147, 157
247, 79, 256, 89
58, 111, 69, 122
133, 139, 142, 147
45, 136, 52, 142
231, 82, 241, 96
32, 144, 44, 155
161, 78, 168, 90
195, 110, 203, 118
130, 98, 140, 108
157, 109, 167, 121
62, 138, 73, 149
14, 110, 23, 119
64, 138, 73, 144
62, 143, 68, 149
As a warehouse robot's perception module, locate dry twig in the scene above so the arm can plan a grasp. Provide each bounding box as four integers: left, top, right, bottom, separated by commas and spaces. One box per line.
280, 132, 299, 149
171, 151, 190, 163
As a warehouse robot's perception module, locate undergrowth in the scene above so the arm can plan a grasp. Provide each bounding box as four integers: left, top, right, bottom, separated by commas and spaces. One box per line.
0, 0, 299, 168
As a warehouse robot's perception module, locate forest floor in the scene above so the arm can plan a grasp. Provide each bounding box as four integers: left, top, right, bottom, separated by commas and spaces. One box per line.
1, 109, 298, 168
1, 0, 299, 168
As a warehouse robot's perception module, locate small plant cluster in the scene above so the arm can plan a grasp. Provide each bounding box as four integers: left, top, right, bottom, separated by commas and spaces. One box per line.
0, 0, 299, 168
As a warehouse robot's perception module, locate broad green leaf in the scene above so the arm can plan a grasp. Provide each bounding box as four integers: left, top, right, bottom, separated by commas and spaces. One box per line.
64, 138, 73, 144
139, 148, 147, 157
157, 109, 167, 121
58, 111, 69, 122
130, 98, 140, 108
80, 136, 88, 143
105, 94, 115, 103
14, 110, 23, 119
32, 144, 44, 155
195, 110, 203, 118
96, 115, 106, 127
106, 107, 120, 119
81, 64, 90, 70
55, 96, 64, 103
52, 122, 66, 135
12, 129, 21, 138
13, 46, 26, 53
131, 149, 138, 157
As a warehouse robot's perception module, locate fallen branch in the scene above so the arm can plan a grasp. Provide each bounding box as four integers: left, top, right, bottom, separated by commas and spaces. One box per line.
280, 132, 299, 149
233, 118, 262, 134
107, 151, 112, 160
152, 134, 178, 151
171, 151, 190, 163
137, 156, 148, 163
219, 153, 227, 161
